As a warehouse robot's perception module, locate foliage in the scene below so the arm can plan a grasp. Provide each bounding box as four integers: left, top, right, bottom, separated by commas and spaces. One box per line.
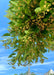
1, 0, 54, 68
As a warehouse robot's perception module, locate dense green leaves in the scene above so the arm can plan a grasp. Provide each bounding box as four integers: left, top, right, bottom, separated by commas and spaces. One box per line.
1, 0, 54, 68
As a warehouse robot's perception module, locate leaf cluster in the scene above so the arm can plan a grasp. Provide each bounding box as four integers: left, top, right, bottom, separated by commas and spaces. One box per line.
1, 0, 54, 67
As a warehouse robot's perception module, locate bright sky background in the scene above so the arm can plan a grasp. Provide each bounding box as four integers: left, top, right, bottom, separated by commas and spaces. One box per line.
0, 0, 54, 75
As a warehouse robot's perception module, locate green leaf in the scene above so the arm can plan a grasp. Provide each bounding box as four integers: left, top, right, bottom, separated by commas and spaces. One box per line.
12, 66, 16, 69
10, 1, 17, 5
35, 7, 41, 14
3, 33, 10, 36
25, 30, 29, 34
8, 53, 16, 58
27, 0, 31, 4
43, 18, 48, 22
